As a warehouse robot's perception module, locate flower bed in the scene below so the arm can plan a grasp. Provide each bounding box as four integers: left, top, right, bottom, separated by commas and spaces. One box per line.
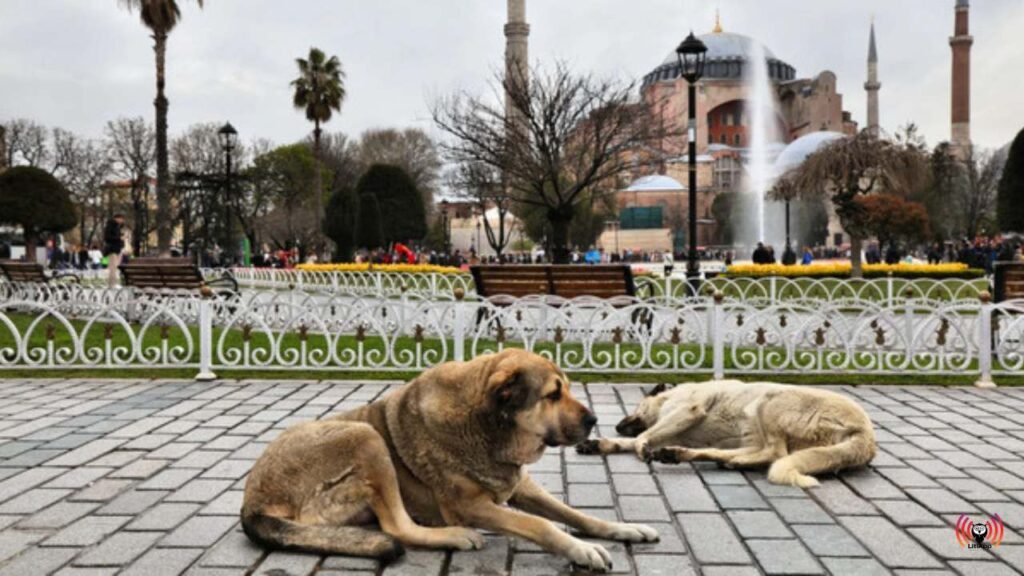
723, 262, 985, 279
294, 263, 463, 274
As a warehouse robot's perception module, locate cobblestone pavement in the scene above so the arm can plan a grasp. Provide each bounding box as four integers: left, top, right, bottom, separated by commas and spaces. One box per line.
0, 379, 1023, 575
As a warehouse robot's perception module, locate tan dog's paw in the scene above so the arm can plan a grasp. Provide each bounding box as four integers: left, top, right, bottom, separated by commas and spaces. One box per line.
649, 447, 691, 464
575, 440, 601, 455
566, 539, 613, 572
435, 527, 486, 550
634, 439, 649, 460
603, 522, 660, 543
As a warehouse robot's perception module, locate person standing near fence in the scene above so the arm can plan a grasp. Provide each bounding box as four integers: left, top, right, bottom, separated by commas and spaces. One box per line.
103, 214, 125, 288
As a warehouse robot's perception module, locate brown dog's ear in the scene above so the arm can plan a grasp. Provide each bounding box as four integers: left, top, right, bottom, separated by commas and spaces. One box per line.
489, 368, 529, 412
647, 383, 669, 397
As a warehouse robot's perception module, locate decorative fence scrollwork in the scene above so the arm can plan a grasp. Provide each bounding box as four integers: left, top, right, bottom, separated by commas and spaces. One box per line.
0, 283, 1015, 386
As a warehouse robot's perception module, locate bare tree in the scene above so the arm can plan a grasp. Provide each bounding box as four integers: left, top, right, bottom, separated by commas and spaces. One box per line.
353, 128, 442, 209
51, 129, 112, 247
170, 122, 228, 256
235, 138, 276, 253
771, 131, 927, 277
448, 161, 515, 258
106, 117, 156, 256
2, 118, 50, 167
959, 145, 1003, 238
433, 62, 674, 263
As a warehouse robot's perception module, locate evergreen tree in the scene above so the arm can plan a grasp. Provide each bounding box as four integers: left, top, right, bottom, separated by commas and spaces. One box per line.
355, 193, 384, 250
0, 166, 77, 260
355, 164, 426, 244
998, 128, 1024, 232
324, 185, 358, 262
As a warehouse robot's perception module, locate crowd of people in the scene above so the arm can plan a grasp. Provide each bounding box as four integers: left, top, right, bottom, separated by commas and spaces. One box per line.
10, 223, 1023, 280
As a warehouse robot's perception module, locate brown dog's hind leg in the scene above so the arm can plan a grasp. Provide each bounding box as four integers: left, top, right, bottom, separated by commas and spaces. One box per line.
241, 510, 404, 560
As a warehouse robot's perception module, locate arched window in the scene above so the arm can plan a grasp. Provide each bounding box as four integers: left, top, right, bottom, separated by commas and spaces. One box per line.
734, 134, 742, 146
720, 134, 728, 144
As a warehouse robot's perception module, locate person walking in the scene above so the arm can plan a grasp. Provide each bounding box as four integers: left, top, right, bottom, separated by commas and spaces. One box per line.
103, 214, 125, 288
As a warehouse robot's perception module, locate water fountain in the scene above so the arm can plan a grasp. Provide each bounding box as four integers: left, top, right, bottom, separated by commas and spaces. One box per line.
742, 41, 784, 249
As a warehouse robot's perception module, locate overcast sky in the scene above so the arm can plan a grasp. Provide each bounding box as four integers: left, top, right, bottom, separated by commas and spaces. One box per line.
1, 0, 1022, 151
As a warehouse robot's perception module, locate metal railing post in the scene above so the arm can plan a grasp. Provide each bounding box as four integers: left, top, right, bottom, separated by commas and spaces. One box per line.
976, 291, 995, 388
195, 286, 217, 381
887, 272, 895, 307
453, 287, 466, 362
712, 291, 725, 380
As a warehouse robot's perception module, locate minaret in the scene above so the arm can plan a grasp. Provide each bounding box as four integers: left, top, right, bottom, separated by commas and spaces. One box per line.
505, 0, 530, 122
950, 0, 972, 154
864, 20, 881, 137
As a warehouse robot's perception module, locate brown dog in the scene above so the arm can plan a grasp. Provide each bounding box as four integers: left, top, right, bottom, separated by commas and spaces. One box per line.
241, 349, 658, 571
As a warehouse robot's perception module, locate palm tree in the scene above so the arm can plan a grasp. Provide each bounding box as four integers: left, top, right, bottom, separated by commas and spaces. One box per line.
291, 47, 346, 256
119, 0, 205, 257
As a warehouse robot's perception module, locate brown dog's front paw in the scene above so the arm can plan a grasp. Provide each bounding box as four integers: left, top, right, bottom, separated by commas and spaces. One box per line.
575, 440, 601, 455
651, 447, 688, 464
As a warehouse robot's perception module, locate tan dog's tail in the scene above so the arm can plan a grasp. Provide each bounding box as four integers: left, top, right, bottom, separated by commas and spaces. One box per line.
241, 509, 404, 561
767, 429, 877, 488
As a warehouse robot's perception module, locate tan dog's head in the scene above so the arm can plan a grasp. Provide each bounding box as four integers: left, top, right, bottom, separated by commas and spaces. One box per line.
483, 349, 596, 464
615, 383, 671, 437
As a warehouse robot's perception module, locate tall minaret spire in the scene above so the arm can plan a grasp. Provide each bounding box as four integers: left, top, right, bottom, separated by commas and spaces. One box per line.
505, 0, 530, 122
950, 0, 972, 155
865, 18, 881, 137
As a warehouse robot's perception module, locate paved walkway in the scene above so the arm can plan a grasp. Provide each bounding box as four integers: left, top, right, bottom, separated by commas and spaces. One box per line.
0, 379, 1022, 576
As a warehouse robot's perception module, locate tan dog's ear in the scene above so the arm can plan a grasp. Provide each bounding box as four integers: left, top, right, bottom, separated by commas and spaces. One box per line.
647, 383, 670, 397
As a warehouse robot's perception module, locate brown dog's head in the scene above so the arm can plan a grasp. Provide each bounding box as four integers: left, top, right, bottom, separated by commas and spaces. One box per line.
484, 349, 596, 464
615, 383, 671, 437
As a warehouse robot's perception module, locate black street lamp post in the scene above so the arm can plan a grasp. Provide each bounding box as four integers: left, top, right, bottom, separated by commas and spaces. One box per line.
676, 32, 707, 289
476, 217, 482, 256
218, 122, 239, 265
439, 200, 451, 256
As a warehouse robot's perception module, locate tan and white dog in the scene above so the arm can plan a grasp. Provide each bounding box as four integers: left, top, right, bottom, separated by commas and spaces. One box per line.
577, 381, 877, 487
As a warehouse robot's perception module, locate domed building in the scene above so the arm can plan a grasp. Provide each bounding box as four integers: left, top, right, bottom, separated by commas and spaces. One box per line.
604, 16, 859, 253
639, 18, 857, 161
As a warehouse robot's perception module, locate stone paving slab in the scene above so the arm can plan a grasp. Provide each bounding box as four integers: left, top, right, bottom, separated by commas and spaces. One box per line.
0, 379, 1022, 575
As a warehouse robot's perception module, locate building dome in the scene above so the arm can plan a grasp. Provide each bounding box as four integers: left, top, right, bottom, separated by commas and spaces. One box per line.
643, 31, 796, 87
774, 131, 846, 174
625, 175, 684, 191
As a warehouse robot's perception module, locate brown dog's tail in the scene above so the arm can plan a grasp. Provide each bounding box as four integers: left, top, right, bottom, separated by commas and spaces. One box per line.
241, 509, 404, 561
767, 429, 877, 488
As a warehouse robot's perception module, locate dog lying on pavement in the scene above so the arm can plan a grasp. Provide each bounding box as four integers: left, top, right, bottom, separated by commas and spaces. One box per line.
577, 381, 877, 487
241, 349, 657, 572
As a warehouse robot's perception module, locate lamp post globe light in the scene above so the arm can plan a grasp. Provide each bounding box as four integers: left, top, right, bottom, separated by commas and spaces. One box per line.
218, 122, 239, 266
675, 32, 707, 288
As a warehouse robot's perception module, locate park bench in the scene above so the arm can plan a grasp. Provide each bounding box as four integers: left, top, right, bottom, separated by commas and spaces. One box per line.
994, 262, 1024, 303
470, 265, 652, 331
471, 264, 639, 300
0, 260, 80, 285
121, 257, 238, 294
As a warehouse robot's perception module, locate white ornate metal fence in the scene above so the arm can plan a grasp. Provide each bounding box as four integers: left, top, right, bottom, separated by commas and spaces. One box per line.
1, 283, 1019, 386
225, 268, 990, 305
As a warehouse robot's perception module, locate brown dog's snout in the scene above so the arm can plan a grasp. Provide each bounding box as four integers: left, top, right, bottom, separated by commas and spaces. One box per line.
581, 411, 597, 433
616, 415, 647, 437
